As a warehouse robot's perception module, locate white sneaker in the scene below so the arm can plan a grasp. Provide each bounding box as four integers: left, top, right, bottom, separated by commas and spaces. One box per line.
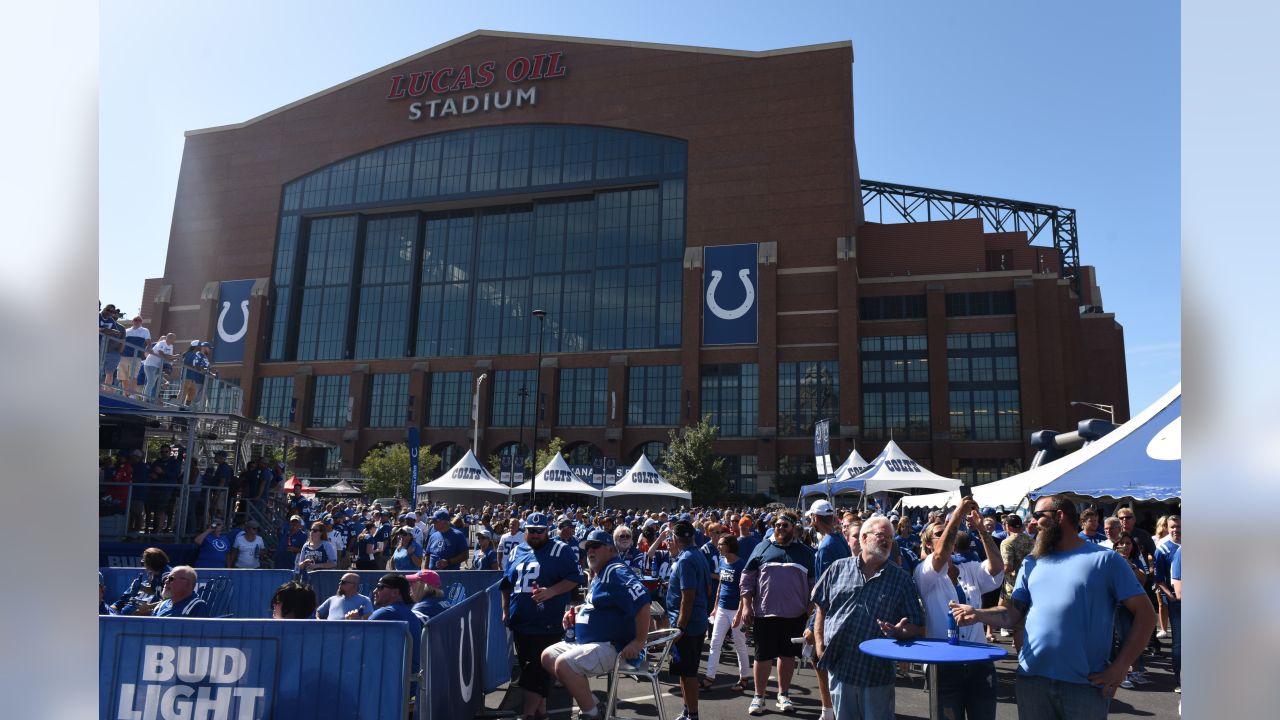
776, 695, 795, 713
1129, 671, 1152, 685
999, 628, 1010, 637
748, 697, 766, 716
1120, 679, 1134, 689
1157, 630, 1170, 639
821, 709, 835, 720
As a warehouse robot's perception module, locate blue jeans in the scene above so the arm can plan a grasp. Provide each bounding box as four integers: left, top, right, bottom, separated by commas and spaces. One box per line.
829, 677, 894, 720
1014, 674, 1109, 720
934, 661, 996, 720
1168, 599, 1181, 682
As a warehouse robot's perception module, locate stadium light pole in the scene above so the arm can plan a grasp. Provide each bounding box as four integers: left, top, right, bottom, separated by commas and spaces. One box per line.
530, 309, 547, 508
1070, 400, 1115, 424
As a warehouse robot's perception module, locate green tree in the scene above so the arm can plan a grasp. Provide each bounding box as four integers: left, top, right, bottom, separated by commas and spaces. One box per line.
661, 415, 729, 506
360, 443, 439, 500
487, 437, 567, 479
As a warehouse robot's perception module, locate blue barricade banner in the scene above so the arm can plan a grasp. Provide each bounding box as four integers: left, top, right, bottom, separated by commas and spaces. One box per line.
421, 585, 489, 720
306, 569, 503, 603
101, 542, 196, 568
484, 582, 514, 692
100, 616, 410, 720
101, 568, 294, 619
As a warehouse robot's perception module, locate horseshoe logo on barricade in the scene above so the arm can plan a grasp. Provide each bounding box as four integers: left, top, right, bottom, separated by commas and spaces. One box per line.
458, 612, 475, 702
706, 268, 755, 320
217, 300, 250, 343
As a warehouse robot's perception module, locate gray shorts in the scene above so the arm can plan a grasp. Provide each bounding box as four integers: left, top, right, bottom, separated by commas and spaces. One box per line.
543, 640, 619, 676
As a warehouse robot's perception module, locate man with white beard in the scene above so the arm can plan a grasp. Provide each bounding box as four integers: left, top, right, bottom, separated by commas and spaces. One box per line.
813, 516, 923, 720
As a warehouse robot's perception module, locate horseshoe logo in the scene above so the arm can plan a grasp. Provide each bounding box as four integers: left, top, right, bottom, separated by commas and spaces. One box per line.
706, 268, 754, 320
217, 300, 250, 343
458, 612, 475, 702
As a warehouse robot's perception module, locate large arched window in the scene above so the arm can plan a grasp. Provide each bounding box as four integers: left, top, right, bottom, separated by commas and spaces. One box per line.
632, 441, 667, 470
268, 125, 687, 362
564, 441, 601, 467
432, 442, 461, 477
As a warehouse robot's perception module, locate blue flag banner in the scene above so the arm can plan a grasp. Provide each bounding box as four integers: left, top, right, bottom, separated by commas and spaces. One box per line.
100, 568, 294, 619
211, 279, 255, 364
408, 426, 421, 507
100, 616, 411, 720
421, 584, 489, 720
703, 244, 758, 345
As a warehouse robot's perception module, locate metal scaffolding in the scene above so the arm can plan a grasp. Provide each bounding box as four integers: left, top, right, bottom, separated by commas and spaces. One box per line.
860, 179, 1080, 294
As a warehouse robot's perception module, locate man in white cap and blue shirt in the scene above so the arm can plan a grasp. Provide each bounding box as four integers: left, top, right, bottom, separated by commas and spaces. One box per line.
426, 508, 469, 570
804, 498, 851, 720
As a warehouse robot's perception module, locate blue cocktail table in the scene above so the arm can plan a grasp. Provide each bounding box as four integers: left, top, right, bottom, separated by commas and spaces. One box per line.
858, 638, 1007, 719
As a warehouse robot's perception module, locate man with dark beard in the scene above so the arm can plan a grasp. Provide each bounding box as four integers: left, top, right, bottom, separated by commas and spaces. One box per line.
950, 495, 1154, 719
813, 516, 924, 720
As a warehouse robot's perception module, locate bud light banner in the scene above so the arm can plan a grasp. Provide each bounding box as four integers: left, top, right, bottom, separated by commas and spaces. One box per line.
100, 616, 411, 720
212, 279, 255, 363
421, 587, 489, 720
703, 244, 758, 346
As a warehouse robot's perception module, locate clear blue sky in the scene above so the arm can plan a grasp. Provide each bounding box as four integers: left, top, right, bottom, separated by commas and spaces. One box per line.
100, 0, 1179, 411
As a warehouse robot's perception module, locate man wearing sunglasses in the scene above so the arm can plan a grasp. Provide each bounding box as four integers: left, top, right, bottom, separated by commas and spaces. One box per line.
950, 495, 1154, 719
542, 529, 650, 720
316, 572, 373, 620
736, 510, 816, 715
150, 566, 209, 618
502, 512, 585, 720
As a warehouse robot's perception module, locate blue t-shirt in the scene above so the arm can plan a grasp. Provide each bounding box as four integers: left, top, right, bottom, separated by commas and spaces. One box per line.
391, 542, 423, 571
412, 596, 453, 621
1154, 541, 1181, 586
193, 533, 232, 568
427, 527, 469, 568
1011, 541, 1146, 684
716, 556, 747, 610
814, 531, 852, 580
503, 538, 585, 634
1171, 546, 1181, 581
370, 602, 423, 673
617, 546, 646, 574
666, 548, 711, 634
316, 593, 374, 620
1078, 530, 1107, 544
576, 557, 650, 649
737, 534, 761, 561
154, 594, 208, 618
473, 548, 498, 570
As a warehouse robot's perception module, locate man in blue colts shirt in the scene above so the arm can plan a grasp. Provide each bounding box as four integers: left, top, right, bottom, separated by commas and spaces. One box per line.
542, 529, 650, 720
950, 495, 1155, 720
427, 508, 469, 569
665, 521, 711, 720
502, 512, 585, 720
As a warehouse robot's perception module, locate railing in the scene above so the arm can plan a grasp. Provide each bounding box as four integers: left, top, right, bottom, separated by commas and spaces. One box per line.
98, 480, 287, 552
98, 329, 243, 414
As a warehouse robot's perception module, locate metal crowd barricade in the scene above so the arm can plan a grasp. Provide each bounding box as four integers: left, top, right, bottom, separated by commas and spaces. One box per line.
98, 329, 244, 414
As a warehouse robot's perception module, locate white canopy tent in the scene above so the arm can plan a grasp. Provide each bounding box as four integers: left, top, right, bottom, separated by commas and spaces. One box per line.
416, 449, 511, 498
602, 456, 691, 507
833, 449, 872, 481
859, 440, 963, 496
898, 383, 1183, 511
510, 453, 603, 498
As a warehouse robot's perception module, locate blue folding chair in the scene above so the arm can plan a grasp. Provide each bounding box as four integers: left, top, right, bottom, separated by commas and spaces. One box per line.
196, 576, 235, 618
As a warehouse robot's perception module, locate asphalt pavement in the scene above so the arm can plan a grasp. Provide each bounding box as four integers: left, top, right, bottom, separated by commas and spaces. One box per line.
490, 633, 1181, 719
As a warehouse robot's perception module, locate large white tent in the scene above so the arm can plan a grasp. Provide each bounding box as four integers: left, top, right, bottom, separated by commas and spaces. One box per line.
603, 456, 691, 506
416, 449, 510, 495
898, 383, 1183, 510
799, 449, 873, 498
858, 440, 962, 496
510, 453, 603, 498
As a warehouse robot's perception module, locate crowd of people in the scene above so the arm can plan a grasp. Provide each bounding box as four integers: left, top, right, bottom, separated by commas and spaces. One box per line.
101, 491, 1182, 720
98, 303, 217, 407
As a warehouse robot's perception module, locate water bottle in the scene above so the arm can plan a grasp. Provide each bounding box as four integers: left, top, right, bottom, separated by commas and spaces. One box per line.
947, 611, 959, 645
564, 604, 577, 642
531, 581, 545, 611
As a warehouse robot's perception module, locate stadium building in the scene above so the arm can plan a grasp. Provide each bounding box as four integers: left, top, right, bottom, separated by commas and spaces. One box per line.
140, 31, 1128, 498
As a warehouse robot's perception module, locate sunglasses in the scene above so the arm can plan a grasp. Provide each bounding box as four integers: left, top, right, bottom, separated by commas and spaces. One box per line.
585, 542, 607, 550
1030, 510, 1056, 520
774, 522, 793, 529
340, 580, 357, 586
525, 527, 547, 534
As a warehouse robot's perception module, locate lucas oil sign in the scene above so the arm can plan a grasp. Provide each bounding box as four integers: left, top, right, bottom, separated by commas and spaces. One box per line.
703, 244, 758, 346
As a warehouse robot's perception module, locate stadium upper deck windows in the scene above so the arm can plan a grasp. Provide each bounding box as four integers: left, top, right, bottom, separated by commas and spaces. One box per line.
269, 125, 687, 361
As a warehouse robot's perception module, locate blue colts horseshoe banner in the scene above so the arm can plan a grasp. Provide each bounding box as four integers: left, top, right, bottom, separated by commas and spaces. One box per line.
421, 584, 490, 720
212, 279, 255, 363
703, 244, 758, 345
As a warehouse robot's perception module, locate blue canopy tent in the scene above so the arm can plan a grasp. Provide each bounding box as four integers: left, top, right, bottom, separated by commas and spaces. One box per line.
1028, 384, 1181, 502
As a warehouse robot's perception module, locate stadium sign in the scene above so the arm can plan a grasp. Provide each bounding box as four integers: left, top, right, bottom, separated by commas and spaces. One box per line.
386, 52, 568, 121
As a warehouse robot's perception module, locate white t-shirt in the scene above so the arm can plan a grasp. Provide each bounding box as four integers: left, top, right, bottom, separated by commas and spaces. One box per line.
143, 339, 173, 368
914, 553, 1003, 643
232, 533, 265, 568
498, 531, 524, 570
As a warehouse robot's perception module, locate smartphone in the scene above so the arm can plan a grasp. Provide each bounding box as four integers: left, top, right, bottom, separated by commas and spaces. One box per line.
959, 483, 973, 499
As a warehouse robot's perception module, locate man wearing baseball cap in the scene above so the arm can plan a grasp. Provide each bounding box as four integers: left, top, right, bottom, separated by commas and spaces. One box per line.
804, 499, 851, 720
427, 508, 469, 569
501, 512, 585, 720
542, 529, 649, 720
665, 522, 712, 720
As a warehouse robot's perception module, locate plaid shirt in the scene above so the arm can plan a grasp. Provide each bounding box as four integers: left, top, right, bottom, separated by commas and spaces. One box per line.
813, 554, 924, 686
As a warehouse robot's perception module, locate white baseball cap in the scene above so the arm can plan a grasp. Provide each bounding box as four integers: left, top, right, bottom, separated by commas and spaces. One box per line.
807, 499, 836, 517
